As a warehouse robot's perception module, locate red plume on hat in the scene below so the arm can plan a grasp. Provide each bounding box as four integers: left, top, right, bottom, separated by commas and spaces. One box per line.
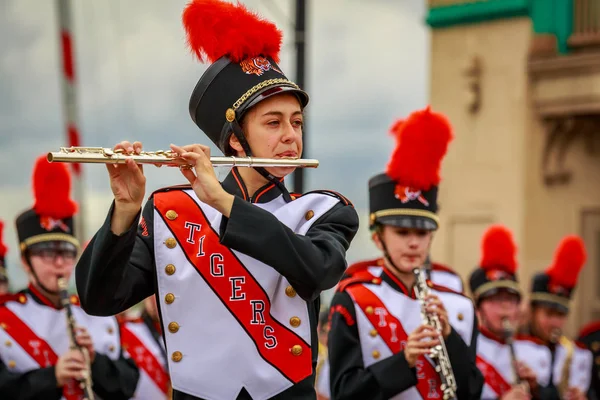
182, 0, 283, 64
32, 155, 78, 220
0, 220, 8, 259
479, 224, 517, 274
545, 235, 587, 289
386, 107, 454, 191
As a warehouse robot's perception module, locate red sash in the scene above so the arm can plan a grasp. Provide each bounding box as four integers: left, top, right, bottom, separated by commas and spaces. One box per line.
346, 284, 444, 399
154, 191, 312, 383
476, 355, 511, 397
120, 323, 169, 394
0, 306, 83, 400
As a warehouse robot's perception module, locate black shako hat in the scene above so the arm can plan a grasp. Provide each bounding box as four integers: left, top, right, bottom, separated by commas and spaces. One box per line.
183, 0, 309, 156
369, 107, 453, 231
469, 224, 521, 304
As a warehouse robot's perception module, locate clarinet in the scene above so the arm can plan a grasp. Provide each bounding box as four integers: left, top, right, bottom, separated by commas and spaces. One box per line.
412, 268, 458, 400
502, 318, 522, 385
57, 277, 95, 400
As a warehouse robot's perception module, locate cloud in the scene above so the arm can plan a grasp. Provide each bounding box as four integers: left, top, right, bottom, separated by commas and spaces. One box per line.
0, 0, 429, 290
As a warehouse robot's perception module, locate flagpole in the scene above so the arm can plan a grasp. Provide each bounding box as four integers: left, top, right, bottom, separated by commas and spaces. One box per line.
56, 0, 86, 247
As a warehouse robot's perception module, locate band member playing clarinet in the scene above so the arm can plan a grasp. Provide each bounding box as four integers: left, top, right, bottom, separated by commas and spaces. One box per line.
327, 108, 483, 400
526, 236, 595, 400
468, 224, 548, 400
74, 1, 359, 399
0, 156, 139, 400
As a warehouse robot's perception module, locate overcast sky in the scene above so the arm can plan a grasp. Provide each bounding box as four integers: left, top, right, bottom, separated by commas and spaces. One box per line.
0, 0, 429, 291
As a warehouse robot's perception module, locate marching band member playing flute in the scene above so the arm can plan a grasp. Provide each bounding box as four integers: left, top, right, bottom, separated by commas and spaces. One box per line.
0, 156, 139, 400
468, 225, 548, 400
327, 109, 483, 400
74, 1, 359, 399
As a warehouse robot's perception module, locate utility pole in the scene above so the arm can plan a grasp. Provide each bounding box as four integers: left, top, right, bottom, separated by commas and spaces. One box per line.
293, 0, 307, 194
56, 0, 86, 247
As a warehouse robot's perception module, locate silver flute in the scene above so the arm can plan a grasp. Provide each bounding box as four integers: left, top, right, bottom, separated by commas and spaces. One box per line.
413, 268, 458, 400
47, 147, 319, 168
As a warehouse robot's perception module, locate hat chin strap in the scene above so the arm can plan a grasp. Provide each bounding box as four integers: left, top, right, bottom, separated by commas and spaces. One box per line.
24, 253, 59, 296
376, 230, 404, 275
230, 120, 292, 201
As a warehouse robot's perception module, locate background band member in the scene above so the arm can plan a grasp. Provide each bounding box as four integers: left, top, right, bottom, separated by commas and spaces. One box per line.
119, 295, 169, 400
74, 0, 359, 399
0, 221, 9, 296
0, 155, 139, 400
328, 108, 483, 399
469, 224, 548, 400
578, 321, 600, 398
528, 235, 595, 400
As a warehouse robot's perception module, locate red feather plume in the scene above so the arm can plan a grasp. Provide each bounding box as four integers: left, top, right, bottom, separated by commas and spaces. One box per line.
387, 119, 404, 137
479, 225, 517, 274
546, 235, 586, 289
0, 220, 7, 258
386, 107, 454, 191
32, 155, 78, 219
182, 0, 283, 64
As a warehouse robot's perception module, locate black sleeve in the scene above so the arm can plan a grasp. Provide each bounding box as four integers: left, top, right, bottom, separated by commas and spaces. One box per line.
90, 353, 140, 400
76, 200, 156, 316
220, 197, 359, 301
444, 322, 484, 400
537, 383, 560, 400
0, 358, 62, 400
327, 291, 418, 400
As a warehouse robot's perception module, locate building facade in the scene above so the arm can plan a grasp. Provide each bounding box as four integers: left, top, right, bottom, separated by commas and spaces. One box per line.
427, 0, 600, 336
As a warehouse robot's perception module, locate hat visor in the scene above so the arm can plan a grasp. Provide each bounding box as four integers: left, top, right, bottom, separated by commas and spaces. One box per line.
28, 240, 78, 252
531, 299, 569, 314
376, 215, 438, 231
240, 85, 309, 114
478, 286, 521, 302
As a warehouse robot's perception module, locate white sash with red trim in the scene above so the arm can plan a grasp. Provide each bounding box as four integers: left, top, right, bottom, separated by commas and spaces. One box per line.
346, 267, 475, 399
551, 340, 593, 392
476, 333, 552, 399
121, 320, 168, 400
0, 294, 121, 399
153, 189, 340, 400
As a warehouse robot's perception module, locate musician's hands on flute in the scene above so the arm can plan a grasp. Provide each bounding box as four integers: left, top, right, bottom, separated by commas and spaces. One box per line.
170, 144, 234, 217
108, 141, 147, 235
55, 348, 88, 387
404, 324, 440, 368
424, 294, 451, 339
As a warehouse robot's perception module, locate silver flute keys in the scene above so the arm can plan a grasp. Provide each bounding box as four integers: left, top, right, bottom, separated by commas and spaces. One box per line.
412, 268, 458, 400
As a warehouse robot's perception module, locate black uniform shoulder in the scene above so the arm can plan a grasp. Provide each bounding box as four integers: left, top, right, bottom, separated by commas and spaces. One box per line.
297, 189, 354, 207
579, 320, 600, 342
150, 184, 193, 198
337, 268, 382, 293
